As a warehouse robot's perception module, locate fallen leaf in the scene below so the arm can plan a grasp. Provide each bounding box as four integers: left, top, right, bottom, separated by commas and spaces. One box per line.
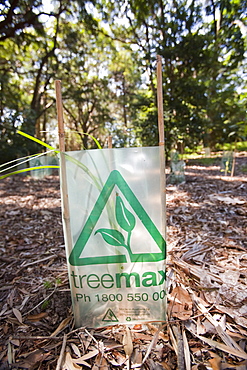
196, 335, 247, 359
10, 339, 20, 347
209, 194, 245, 205
13, 349, 50, 369
106, 350, 127, 366
133, 333, 153, 341
72, 349, 99, 364
123, 326, 133, 357
132, 348, 143, 365
26, 312, 48, 322
0, 303, 8, 316
12, 308, 22, 324
70, 342, 81, 357
168, 286, 193, 320
62, 352, 81, 370
133, 324, 142, 330
50, 316, 72, 337
92, 354, 109, 370
208, 356, 221, 370
8, 342, 13, 365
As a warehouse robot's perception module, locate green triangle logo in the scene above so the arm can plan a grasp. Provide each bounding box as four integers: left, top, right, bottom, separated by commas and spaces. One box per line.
102, 309, 119, 322
69, 170, 166, 266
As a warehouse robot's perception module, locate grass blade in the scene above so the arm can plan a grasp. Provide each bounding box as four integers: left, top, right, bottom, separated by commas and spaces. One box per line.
0, 166, 60, 180
17, 130, 59, 152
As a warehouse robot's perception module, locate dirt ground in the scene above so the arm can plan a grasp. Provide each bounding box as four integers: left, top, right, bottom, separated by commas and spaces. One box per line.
0, 153, 246, 369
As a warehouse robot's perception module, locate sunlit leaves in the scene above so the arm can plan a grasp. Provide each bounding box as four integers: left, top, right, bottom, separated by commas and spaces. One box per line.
0, 0, 246, 160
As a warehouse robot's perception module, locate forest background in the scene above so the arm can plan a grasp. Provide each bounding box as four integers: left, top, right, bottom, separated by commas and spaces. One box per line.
0, 0, 247, 163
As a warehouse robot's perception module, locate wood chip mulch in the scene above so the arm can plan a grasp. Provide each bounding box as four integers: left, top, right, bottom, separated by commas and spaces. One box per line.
0, 153, 246, 370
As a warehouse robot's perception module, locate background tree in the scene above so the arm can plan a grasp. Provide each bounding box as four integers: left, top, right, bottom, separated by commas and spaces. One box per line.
107, 48, 144, 147
0, 0, 103, 162
102, 0, 247, 151
0, 0, 45, 41
53, 21, 116, 149
0, 0, 246, 164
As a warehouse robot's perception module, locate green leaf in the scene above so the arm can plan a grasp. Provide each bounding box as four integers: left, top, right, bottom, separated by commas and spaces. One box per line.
95, 229, 125, 246
17, 130, 59, 153
116, 195, 136, 232
82, 133, 102, 149
0, 151, 56, 175
17, 129, 102, 150
0, 166, 60, 180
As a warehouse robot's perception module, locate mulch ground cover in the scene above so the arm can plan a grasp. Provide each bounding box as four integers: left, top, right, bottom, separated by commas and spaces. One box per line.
0, 153, 246, 369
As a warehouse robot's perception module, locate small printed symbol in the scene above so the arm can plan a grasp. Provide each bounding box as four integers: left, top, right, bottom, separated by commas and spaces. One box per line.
102, 309, 118, 322
126, 317, 131, 321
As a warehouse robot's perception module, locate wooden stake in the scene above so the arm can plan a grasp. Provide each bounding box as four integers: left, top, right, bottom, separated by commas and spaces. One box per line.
157, 55, 164, 147
55, 80, 73, 255
108, 136, 112, 149
231, 144, 236, 177
55, 80, 65, 152
156, 55, 166, 240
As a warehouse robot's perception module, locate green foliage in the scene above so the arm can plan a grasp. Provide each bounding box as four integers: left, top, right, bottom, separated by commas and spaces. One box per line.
43, 281, 53, 289
43, 277, 62, 289
0, 0, 246, 157
41, 300, 50, 310
236, 141, 247, 151
189, 157, 220, 166
216, 141, 247, 151
0, 0, 44, 41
